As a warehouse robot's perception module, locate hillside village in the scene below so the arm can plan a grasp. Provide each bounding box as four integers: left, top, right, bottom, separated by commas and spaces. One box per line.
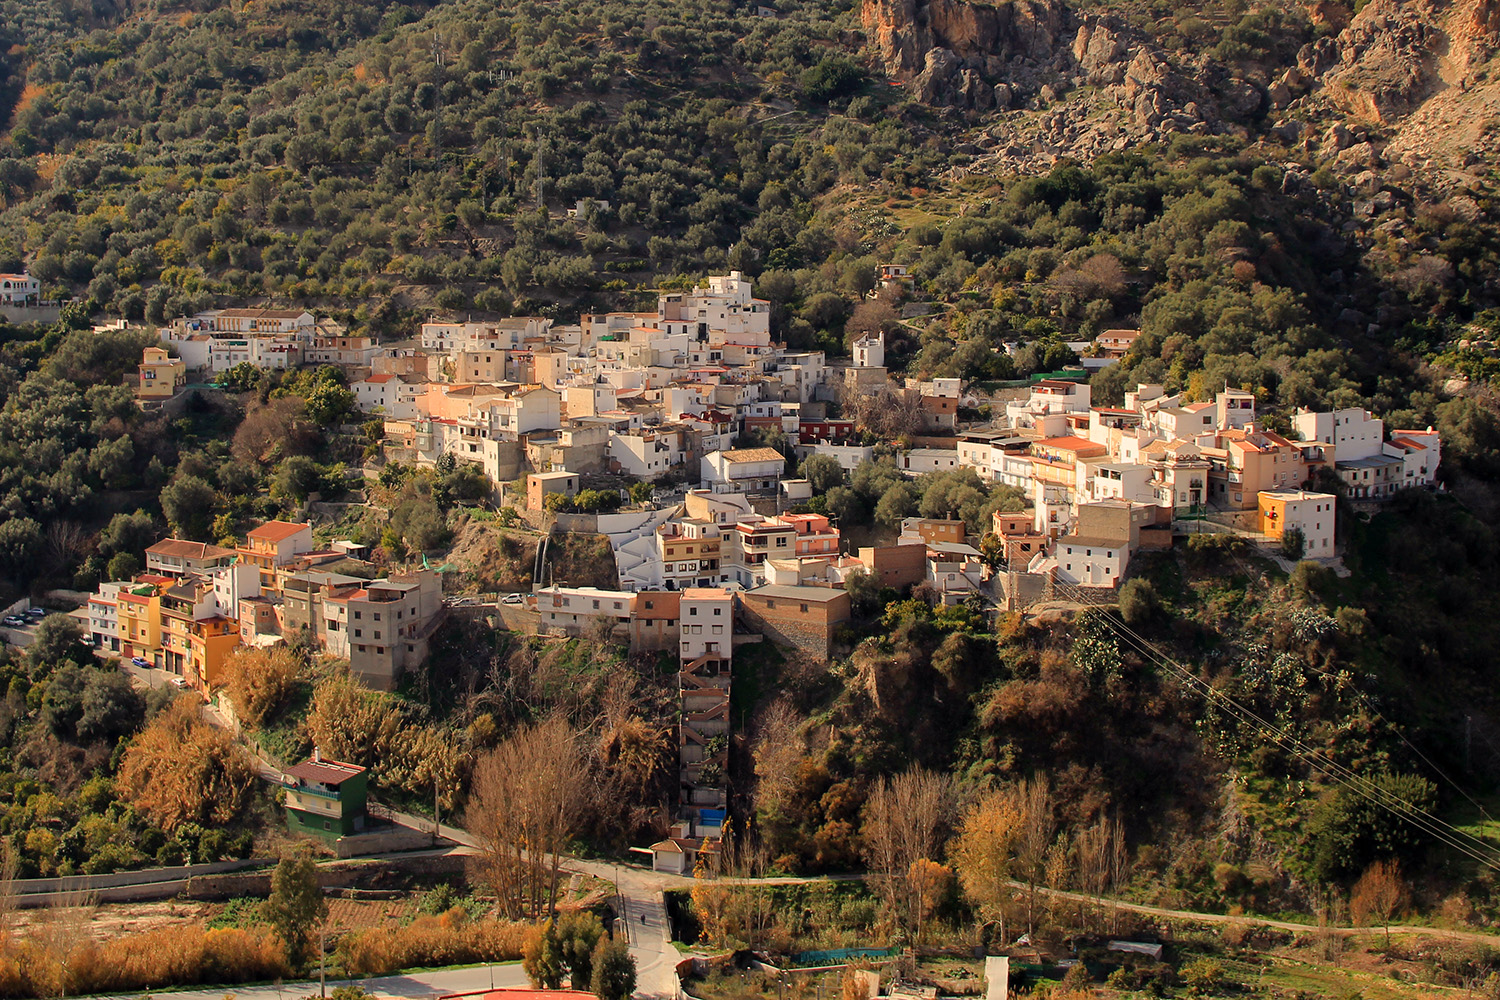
61, 266, 1447, 851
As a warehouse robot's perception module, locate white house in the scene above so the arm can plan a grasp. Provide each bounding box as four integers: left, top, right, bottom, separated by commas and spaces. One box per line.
1006, 379, 1092, 428
353, 374, 428, 419
420, 317, 551, 353
0, 273, 40, 305
207, 335, 303, 373
1045, 535, 1128, 588
1293, 407, 1385, 462
1086, 463, 1156, 504
611, 429, 684, 479
701, 448, 786, 494
531, 586, 635, 636
853, 332, 885, 369
679, 587, 734, 663
1258, 489, 1337, 558
1387, 428, 1441, 487
799, 441, 874, 472
899, 448, 960, 476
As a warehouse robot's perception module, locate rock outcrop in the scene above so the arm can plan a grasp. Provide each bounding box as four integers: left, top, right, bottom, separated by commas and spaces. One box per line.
862, 0, 1071, 83
863, 0, 1500, 187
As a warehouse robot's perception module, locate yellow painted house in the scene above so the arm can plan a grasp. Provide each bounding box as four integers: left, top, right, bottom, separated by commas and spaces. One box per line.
160, 578, 241, 690
138, 347, 186, 400
116, 579, 170, 663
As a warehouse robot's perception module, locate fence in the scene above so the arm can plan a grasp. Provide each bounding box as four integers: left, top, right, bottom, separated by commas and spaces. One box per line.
792, 947, 900, 966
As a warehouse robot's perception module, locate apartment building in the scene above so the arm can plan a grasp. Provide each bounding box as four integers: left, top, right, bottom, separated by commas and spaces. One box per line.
658, 520, 724, 590
88, 582, 128, 652
1258, 490, 1338, 557
322, 570, 443, 690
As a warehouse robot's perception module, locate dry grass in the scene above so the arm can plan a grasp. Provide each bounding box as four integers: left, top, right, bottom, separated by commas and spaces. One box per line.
0, 925, 289, 998
337, 910, 529, 977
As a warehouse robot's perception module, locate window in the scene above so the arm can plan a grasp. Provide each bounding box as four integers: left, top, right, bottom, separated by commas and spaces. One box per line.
354, 629, 362, 638
373, 612, 381, 621
713, 607, 721, 616
690, 607, 698, 616
374, 631, 381, 639
800, 603, 809, 612
358, 644, 366, 652
354, 611, 362, 620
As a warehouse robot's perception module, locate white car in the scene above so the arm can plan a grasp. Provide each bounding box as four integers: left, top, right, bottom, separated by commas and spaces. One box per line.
168, 676, 187, 689
501, 593, 524, 605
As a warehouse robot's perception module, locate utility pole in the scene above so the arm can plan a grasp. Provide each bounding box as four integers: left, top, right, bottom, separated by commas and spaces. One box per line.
319, 924, 326, 999
434, 777, 442, 841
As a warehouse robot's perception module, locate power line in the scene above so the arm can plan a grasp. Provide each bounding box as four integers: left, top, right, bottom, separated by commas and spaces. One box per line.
1039, 574, 1500, 872
1215, 543, 1499, 828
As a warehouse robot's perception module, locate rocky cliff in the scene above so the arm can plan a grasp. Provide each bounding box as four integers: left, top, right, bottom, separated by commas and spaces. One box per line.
863, 0, 1500, 186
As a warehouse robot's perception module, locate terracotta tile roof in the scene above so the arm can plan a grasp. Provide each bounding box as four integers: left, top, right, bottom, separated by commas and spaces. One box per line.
285, 757, 366, 786
246, 520, 310, 543
721, 447, 785, 463
147, 539, 234, 560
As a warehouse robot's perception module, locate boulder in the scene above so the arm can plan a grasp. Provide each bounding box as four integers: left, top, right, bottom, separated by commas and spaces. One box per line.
914, 46, 962, 102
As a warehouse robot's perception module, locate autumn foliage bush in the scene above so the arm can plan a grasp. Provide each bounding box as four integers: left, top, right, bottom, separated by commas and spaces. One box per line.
116, 695, 255, 831
220, 645, 302, 729
0, 925, 289, 998
337, 910, 528, 977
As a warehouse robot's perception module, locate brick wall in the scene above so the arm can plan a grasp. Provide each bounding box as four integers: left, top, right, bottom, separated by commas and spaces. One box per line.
857, 544, 925, 589
737, 592, 850, 662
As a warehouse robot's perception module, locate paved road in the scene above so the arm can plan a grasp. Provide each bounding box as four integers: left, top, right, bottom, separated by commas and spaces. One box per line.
93, 960, 531, 1000
1010, 880, 1500, 947
383, 809, 685, 998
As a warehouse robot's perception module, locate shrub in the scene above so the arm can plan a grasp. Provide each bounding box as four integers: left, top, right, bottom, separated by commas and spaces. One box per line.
117, 696, 255, 832
1117, 578, 1160, 625
1180, 957, 1224, 993
220, 646, 302, 729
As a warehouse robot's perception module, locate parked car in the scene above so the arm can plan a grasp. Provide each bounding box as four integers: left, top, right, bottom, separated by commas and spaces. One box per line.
501, 593, 524, 605
1, 615, 25, 627
168, 676, 187, 689
23, 608, 46, 621
130, 656, 151, 668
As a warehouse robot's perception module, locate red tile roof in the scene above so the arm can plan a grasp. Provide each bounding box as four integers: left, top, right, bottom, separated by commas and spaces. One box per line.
285, 757, 366, 786
147, 539, 234, 560
247, 520, 310, 543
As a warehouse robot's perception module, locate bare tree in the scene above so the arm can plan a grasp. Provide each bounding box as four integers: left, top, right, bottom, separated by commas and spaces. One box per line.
1014, 777, 1055, 937
863, 769, 952, 937
1350, 860, 1407, 948
750, 697, 802, 819
466, 716, 585, 919
1075, 817, 1118, 934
